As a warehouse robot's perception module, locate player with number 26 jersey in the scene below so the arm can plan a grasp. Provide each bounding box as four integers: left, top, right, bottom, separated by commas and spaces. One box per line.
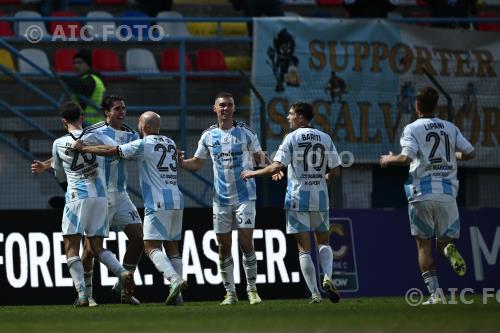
52, 130, 111, 203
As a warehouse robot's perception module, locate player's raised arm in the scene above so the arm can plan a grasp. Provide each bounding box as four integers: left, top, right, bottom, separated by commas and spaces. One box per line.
74, 139, 118, 156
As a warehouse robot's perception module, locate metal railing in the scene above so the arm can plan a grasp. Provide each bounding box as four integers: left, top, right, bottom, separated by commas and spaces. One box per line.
2, 15, 499, 207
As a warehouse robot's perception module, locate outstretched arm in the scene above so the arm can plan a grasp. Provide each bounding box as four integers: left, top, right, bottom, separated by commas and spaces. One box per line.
241, 161, 285, 180
74, 139, 118, 156
379, 152, 412, 167
179, 154, 205, 172
252, 151, 285, 180
31, 158, 52, 175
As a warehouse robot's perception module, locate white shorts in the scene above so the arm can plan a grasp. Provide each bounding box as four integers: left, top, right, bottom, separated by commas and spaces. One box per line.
286, 210, 329, 234
62, 197, 109, 237
408, 199, 460, 240
213, 201, 256, 234
107, 191, 142, 232
143, 209, 183, 241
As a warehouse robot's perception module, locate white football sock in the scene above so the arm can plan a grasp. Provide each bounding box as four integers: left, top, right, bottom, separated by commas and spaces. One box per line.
84, 270, 93, 298
219, 256, 236, 294
299, 251, 319, 296
422, 270, 440, 295
243, 250, 257, 291
149, 249, 179, 282
318, 244, 333, 280
168, 253, 183, 278
67, 256, 86, 297
97, 249, 125, 277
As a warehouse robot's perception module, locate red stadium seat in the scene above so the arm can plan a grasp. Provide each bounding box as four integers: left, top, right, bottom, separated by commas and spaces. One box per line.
0, 11, 13, 37
54, 48, 78, 72
478, 12, 500, 32
91, 48, 123, 72
49, 11, 81, 37
195, 48, 227, 71
94, 0, 127, 4
161, 48, 193, 72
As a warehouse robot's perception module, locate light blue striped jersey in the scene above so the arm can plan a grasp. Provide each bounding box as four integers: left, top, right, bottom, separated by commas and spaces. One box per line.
274, 127, 340, 212
119, 135, 184, 212
400, 117, 474, 202
82, 121, 139, 193
51, 129, 109, 203
194, 121, 262, 205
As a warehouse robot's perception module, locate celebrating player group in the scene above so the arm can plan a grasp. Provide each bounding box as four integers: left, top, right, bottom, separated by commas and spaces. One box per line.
32, 86, 474, 307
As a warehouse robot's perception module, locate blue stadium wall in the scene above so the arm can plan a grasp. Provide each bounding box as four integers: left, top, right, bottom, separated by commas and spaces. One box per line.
0, 208, 499, 305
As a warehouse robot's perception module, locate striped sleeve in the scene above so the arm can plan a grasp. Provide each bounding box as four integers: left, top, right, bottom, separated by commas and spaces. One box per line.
118, 139, 144, 159
51, 139, 66, 183
400, 125, 418, 160
81, 132, 114, 146
194, 132, 210, 159
455, 126, 474, 154
247, 128, 262, 153
327, 138, 341, 169
274, 133, 292, 166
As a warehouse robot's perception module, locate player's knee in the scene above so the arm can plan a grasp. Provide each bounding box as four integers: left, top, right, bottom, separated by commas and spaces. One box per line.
130, 234, 144, 249
239, 239, 254, 253
88, 243, 103, 257
81, 246, 94, 259
143, 242, 156, 255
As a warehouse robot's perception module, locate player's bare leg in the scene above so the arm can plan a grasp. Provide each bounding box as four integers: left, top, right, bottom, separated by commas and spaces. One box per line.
111, 224, 144, 305
122, 224, 144, 272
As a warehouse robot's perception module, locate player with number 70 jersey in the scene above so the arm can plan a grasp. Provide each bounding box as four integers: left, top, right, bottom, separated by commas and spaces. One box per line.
274, 128, 341, 212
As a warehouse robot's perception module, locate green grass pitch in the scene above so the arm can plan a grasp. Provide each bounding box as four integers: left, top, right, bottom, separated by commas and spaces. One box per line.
1, 297, 499, 332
